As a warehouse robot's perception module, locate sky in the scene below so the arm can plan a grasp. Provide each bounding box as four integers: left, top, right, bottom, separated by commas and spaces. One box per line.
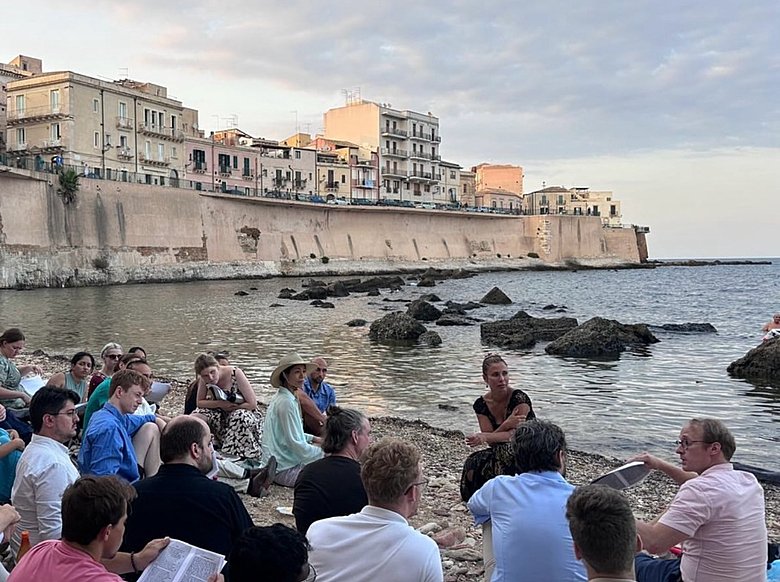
4, 1, 778, 258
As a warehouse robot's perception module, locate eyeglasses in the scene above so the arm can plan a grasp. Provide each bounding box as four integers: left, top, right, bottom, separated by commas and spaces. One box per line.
301, 563, 317, 582
105, 354, 123, 360
675, 439, 712, 450
51, 409, 78, 418
407, 478, 429, 493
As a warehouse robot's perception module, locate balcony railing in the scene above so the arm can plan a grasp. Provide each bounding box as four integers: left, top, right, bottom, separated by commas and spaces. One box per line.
117, 147, 134, 159
192, 161, 207, 173
137, 122, 184, 141
7, 105, 66, 123
352, 179, 375, 188
380, 147, 407, 157
218, 166, 232, 176
433, 135, 441, 142
42, 139, 63, 149
410, 131, 432, 141
409, 150, 433, 160
381, 168, 407, 179
381, 126, 407, 138
409, 170, 433, 180
139, 154, 170, 166
116, 117, 134, 130
325, 182, 340, 191
8, 142, 27, 151
242, 172, 254, 180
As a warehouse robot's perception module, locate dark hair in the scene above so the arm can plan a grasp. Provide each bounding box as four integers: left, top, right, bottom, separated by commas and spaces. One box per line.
70, 351, 95, 369
228, 524, 310, 582
127, 346, 146, 357
481, 353, 506, 376
194, 353, 219, 375
61, 475, 136, 545
513, 419, 567, 473
566, 484, 636, 574
322, 406, 366, 454
160, 417, 208, 463
689, 418, 736, 460
30, 386, 81, 432
120, 353, 142, 367
126, 359, 150, 373
0, 328, 25, 346
109, 369, 150, 397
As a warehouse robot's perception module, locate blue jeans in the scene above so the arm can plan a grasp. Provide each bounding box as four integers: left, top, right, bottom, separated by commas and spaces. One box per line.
635, 554, 682, 582
0, 410, 32, 444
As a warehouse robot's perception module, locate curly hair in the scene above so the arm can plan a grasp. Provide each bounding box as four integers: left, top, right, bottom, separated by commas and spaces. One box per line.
360, 438, 421, 506
229, 524, 310, 582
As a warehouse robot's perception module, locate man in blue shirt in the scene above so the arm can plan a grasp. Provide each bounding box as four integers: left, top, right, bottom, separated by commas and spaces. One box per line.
303, 356, 336, 414
467, 419, 587, 582
79, 369, 164, 483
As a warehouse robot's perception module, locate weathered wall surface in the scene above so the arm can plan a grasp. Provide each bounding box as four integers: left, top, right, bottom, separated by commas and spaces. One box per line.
0, 172, 645, 288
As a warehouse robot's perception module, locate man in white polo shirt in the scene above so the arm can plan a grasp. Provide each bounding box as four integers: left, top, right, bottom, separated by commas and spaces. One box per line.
633, 418, 766, 582
307, 438, 443, 582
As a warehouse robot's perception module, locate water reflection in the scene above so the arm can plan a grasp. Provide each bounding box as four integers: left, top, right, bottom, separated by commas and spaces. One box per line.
0, 261, 777, 469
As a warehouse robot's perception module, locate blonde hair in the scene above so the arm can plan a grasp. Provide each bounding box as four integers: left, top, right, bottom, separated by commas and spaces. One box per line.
360, 438, 421, 506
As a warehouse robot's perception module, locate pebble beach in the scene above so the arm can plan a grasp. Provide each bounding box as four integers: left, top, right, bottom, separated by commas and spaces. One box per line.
26, 350, 780, 582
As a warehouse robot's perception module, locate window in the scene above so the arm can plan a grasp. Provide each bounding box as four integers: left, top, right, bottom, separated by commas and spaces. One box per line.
450, 170, 456, 179
144, 108, 151, 125
218, 154, 230, 171
340, 175, 346, 183
610, 204, 617, 216
119, 102, 128, 119
16, 127, 25, 145
94, 132, 101, 148
50, 123, 61, 141
232, 155, 238, 169
294, 150, 301, 159
93, 98, 99, 113
171, 146, 178, 159
158, 112, 165, 129
145, 140, 151, 159
243, 157, 250, 176
15, 95, 25, 113
50, 89, 60, 111
171, 116, 177, 131
120, 135, 128, 148
105, 133, 112, 147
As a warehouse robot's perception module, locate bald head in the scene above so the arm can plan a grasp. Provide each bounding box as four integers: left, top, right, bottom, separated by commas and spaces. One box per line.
160, 416, 210, 464
309, 356, 329, 387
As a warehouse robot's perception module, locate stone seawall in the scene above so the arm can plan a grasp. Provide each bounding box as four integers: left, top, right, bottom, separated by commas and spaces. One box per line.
0, 171, 647, 288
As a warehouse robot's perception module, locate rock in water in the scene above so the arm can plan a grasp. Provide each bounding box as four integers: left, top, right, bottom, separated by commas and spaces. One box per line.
369, 313, 427, 344
656, 323, 717, 333
419, 331, 442, 346
480, 287, 512, 305
480, 311, 578, 348
278, 288, 296, 299
346, 319, 368, 327
290, 287, 328, 301
545, 317, 659, 358
727, 337, 780, 381
417, 277, 436, 287
234, 290, 249, 296
407, 299, 442, 322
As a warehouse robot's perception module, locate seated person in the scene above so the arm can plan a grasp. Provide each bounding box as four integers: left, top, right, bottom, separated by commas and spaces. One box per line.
0, 424, 24, 504
0, 505, 20, 581
84, 353, 146, 430
0, 328, 42, 410
9, 475, 169, 581
46, 351, 95, 402
79, 370, 164, 482
88, 342, 123, 399
229, 524, 314, 582
262, 354, 323, 487
293, 407, 369, 534
301, 357, 336, 435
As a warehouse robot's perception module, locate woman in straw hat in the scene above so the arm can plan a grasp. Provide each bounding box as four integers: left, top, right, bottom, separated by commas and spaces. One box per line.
261, 353, 324, 487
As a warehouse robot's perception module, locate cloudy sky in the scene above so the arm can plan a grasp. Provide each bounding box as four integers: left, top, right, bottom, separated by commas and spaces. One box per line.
5, 1, 778, 257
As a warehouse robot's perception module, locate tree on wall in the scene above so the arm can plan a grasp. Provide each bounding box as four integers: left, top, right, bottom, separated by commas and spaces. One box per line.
57, 168, 80, 204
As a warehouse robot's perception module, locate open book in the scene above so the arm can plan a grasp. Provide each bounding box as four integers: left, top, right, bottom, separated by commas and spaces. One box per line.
590, 461, 651, 490
138, 539, 226, 582
20, 375, 46, 397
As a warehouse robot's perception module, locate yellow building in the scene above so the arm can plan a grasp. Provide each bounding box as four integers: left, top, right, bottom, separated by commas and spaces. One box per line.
524, 186, 623, 225
1, 55, 40, 155
6, 70, 199, 186
324, 99, 441, 204
473, 163, 524, 195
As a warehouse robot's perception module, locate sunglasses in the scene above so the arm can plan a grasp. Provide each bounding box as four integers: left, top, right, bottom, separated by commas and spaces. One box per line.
105, 354, 123, 360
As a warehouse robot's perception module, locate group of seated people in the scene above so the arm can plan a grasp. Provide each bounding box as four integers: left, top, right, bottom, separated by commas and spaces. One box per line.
0, 328, 773, 581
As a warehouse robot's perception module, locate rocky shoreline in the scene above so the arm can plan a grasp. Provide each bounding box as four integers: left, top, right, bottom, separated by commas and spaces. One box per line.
20, 350, 780, 582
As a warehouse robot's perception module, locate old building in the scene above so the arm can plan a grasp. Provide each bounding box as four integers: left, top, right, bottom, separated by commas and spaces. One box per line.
323, 99, 441, 205
473, 163, 524, 196
1, 55, 40, 156
524, 186, 623, 226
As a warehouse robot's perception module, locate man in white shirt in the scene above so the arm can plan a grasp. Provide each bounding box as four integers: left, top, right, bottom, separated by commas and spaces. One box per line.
633, 418, 767, 582
307, 438, 443, 582
11, 386, 80, 553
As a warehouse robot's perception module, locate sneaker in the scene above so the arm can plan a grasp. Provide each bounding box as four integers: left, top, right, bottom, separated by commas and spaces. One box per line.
247, 456, 277, 498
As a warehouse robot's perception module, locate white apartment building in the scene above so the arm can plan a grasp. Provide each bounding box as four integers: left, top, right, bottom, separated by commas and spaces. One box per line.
323, 100, 441, 204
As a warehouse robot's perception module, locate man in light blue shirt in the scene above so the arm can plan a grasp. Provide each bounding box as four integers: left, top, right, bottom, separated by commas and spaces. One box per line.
302, 356, 336, 414
468, 419, 586, 582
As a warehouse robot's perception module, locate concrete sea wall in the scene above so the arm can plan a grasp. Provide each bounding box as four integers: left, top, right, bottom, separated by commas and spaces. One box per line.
0, 172, 647, 288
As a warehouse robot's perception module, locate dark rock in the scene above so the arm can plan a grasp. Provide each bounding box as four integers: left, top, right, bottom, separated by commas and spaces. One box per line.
545, 317, 659, 358
727, 336, 780, 381
438, 403, 458, 411
417, 277, 436, 287
481, 311, 579, 349
234, 290, 249, 296
301, 278, 326, 287
382, 298, 411, 303
407, 299, 442, 322
291, 286, 328, 301
249, 287, 258, 291
278, 288, 296, 299
480, 287, 512, 305
369, 313, 427, 344
325, 281, 350, 298
419, 331, 442, 346
366, 289, 381, 296
543, 304, 567, 311
436, 314, 475, 327
418, 268, 477, 281
310, 300, 335, 308
445, 300, 484, 312
344, 276, 406, 293
269, 303, 285, 308
346, 319, 368, 327
655, 323, 717, 333
389, 284, 403, 292
419, 293, 442, 302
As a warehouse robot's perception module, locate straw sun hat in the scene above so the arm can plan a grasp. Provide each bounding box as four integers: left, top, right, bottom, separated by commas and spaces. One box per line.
270, 353, 317, 388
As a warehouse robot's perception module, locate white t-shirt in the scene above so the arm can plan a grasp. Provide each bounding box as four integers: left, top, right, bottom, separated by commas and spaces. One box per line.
659, 463, 767, 582
308, 505, 443, 582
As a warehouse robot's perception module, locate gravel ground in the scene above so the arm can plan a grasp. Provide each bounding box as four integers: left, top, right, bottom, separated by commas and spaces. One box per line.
25, 350, 780, 582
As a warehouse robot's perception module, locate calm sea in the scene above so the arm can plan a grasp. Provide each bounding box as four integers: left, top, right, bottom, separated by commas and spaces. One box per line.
1, 260, 777, 469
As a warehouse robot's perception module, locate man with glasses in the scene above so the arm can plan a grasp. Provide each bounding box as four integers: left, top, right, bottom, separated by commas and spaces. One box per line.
467, 419, 586, 582
10, 387, 81, 555
308, 438, 443, 582
121, 415, 252, 579
632, 418, 767, 582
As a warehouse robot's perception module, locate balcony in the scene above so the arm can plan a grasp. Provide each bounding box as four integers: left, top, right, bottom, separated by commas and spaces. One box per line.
242, 173, 255, 181
117, 147, 134, 160
218, 166, 232, 177
325, 182, 340, 192
272, 178, 288, 188
409, 149, 433, 160
116, 117, 134, 131
8, 142, 27, 152
380, 147, 407, 158
292, 179, 307, 190
381, 168, 407, 179
192, 161, 207, 173
408, 169, 433, 181
139, 153, 170, 166
7, 105, 67, 124
433, 135, 441, 142
381, 126, 407, 138
41, 139, 63, 150
409, 131, 432, 141
137, 122, 184, 142
352, 179, 375, 189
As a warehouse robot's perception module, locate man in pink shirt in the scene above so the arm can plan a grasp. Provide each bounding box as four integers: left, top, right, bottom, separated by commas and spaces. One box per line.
10, 475, 169, 581
632, 418, 767, 582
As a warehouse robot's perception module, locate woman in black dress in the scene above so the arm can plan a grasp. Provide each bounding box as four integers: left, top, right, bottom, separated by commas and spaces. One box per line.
460, 353, 535, 502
